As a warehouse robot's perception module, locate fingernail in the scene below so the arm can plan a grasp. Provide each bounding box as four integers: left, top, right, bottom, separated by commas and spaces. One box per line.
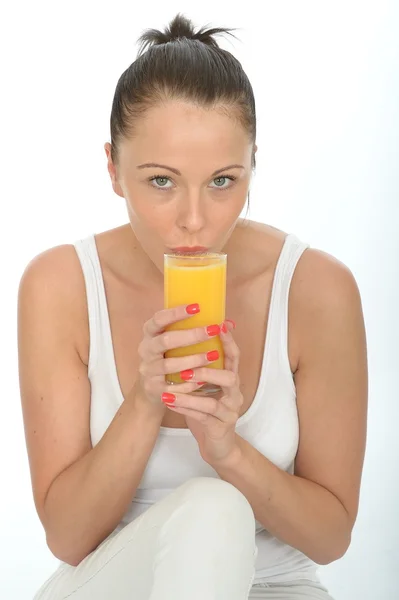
186, 303, 200, 314
207, 324, 220, 337
221, 322, 228, 334
162, 392, 176, 404
197, 381, 206, 386
225, 319, 236, 329
180, 369, 194, 381
207, 350, 219, 362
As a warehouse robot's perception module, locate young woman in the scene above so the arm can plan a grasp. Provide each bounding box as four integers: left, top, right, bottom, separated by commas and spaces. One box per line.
18, 12, 368, 599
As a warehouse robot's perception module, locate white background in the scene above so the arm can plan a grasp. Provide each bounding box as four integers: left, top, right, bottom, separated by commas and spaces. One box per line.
1, 1, 398, 598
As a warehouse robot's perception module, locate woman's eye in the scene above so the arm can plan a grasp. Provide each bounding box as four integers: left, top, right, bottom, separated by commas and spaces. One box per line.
148, 175, 236, 192
210, 176, 236, 190
149, 176, 172, 190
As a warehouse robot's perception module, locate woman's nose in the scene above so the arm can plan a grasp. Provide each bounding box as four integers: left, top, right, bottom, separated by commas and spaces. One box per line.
176, 198, 206, 232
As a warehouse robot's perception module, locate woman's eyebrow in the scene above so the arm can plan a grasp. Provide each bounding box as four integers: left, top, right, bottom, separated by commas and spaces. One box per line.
137, 163, 245, 176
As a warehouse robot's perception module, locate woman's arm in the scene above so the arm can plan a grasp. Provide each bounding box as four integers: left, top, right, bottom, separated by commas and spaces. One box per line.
18, 248, 165, 567
211, 250, 368, 565
43, 392, 164, 567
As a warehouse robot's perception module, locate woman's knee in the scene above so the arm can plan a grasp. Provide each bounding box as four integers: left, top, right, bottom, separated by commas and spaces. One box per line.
175, 477, 256, 527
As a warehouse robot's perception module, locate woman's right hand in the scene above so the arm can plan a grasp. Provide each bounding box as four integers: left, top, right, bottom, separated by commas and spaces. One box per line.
132, 303, 221, 412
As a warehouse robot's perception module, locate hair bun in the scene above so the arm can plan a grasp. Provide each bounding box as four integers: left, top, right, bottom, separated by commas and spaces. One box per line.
137, 12, 237, 55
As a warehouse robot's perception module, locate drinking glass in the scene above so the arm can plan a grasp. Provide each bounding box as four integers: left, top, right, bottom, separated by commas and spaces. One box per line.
164, 251, 227, 395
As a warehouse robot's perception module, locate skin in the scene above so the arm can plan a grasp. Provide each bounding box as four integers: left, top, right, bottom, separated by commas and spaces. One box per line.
104, 100, 257, 286
100, 99, 281, 432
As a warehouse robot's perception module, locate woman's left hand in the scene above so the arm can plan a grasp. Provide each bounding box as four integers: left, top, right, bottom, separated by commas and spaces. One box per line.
162, 319, 243, 467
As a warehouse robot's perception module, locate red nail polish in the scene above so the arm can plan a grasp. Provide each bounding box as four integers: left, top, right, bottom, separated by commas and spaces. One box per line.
162, 392, 176, 403
225, 319, 236, 329
221, 322, 228, 333
186, 303, 200, 314
197, 381, 206, 385
207, 324, 220, 337
207, 350, 219, 362
180, 369, 194, 381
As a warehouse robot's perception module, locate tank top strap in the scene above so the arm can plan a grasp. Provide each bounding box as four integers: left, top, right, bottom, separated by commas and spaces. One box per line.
266, 233, 310, 379
73, 234, 105, 377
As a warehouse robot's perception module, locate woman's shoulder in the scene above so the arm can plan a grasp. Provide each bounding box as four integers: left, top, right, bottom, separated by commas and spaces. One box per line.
240, 218, 354, 283
20, 243, 88, 306
19, 242, 92, 366
239, 219, 360, 333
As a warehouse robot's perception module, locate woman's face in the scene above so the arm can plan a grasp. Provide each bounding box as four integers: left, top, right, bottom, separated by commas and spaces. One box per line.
104, 100, 256, 274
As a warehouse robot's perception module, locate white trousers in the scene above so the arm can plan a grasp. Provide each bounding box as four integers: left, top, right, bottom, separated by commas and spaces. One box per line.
33, 477, 334, 600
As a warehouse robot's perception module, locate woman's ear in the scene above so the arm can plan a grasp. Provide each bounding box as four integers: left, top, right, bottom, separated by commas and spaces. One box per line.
104, 142, 124, 198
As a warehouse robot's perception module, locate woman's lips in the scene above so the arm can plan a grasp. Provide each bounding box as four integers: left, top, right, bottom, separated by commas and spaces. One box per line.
170, 246, 209, 252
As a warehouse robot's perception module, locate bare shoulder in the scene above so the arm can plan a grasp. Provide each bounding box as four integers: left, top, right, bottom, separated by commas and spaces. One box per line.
19, 243, 89, 363
244, 219, 359, 282
20, 243, 84, 286
239, 219, 363, 313
289, 241, 365, 358
242, 222, 365, 372
290, 244, 364, 323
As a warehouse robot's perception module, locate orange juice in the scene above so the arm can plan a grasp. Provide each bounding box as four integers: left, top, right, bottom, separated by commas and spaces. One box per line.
164, 252, 227, 386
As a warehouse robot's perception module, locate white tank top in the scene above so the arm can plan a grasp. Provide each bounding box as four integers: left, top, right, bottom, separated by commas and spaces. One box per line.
73, 231, 321, 584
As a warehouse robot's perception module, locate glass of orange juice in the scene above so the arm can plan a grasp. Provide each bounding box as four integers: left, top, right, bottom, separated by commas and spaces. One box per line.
164, 251, 227, 396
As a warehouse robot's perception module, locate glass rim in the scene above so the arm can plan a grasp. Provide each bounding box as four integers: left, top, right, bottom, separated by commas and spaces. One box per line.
164, 251, 227, 259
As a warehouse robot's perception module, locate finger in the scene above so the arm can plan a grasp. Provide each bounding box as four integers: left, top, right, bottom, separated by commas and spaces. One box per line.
220, 322, 240, 374
183, 366, 237, 389
151, 323, 221, 355
164, 404, 210, 423
140, 348, 220, 378
142, 374, 201, 399
143, 303, 200, 338
163, 392, 236, 424
164, 380, 203, 395
187, 367, 242, 408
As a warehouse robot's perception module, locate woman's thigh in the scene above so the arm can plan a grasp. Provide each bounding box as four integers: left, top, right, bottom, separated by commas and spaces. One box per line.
33, 477, 257, 600
33, 518, 161, 599
249, 580, 335, 599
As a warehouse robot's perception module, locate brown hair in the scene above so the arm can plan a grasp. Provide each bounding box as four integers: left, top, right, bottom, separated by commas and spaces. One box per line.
109, 13, 257, 212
